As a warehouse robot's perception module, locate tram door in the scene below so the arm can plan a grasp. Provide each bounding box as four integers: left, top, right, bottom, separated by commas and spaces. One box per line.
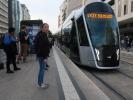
77, 16, 95, 66
69, 22, 80, 62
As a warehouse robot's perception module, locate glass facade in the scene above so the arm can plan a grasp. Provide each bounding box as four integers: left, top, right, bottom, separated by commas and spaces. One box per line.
8, 0, 23, 34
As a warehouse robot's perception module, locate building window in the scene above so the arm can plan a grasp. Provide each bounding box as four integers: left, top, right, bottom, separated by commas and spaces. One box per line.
131, 1, 133, 12
124, 5, 127, 15
118, 0, 121, 17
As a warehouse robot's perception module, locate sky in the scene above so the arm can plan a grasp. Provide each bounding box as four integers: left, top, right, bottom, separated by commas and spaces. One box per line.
19, 0, 64, 33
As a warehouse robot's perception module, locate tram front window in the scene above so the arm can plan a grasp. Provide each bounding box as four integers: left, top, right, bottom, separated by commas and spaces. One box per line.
85, 14, 119, 48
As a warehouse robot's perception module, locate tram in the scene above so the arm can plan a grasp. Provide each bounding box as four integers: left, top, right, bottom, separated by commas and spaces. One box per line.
57, 2, 120, 69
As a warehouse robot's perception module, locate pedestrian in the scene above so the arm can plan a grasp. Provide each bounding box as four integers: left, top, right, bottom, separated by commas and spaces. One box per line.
0, 34, 6, 70
121, 39, 124, 49
0, 49, 6, 70
16, 36, 21, 63
124, 36, 130, 51
18, 25, 29, 62
34, 23, 50, 88
48, 31, 53, 49
3, 27, 21, 73
52, 36, 55, 46
129, 36, 133, 48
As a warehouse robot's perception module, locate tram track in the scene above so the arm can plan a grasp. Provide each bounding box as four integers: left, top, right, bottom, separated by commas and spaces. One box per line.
117, 70, 133, 80
80, 67, 127, 100
121, 60, 133, 67
89, 71, 127, 100
118, 61, 133, 80
56, 47, 133, 100
80, 65, 133, 100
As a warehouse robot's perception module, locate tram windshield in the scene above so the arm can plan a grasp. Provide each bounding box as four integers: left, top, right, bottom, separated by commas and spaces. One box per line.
84, 2, 119, 47
84, 3, 119, 48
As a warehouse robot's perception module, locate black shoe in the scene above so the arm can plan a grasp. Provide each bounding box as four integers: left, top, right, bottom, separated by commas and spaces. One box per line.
46, 64, 49, 68
23, 58, 26, 63
45, 68, 48, 70
0, 63, 4, 70
14, 68, 21, 71
7, 70, 14, 74
16, 61, 19, 64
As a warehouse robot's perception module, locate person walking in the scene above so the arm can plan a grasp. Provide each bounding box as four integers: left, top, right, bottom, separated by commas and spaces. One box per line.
3, 27, 21, 73
34, 23, 50, 88
0, 35, 6, 70
19, 25, 29, 62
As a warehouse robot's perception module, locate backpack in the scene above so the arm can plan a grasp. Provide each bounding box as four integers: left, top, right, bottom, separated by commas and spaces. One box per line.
0, 33, 11, 49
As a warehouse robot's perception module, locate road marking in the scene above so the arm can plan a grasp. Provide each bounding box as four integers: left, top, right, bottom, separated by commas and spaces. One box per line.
53, 47, 81, 100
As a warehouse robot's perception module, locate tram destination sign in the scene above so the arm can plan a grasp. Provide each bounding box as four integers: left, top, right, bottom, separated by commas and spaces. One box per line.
87, 13, 113, 19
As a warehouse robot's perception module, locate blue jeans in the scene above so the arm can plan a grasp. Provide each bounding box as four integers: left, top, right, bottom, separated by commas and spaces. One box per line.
38, 57, 46, 86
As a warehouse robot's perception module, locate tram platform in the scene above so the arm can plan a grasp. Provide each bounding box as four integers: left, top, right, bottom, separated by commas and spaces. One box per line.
0, 46, 110, 100
121, 49, 133, 65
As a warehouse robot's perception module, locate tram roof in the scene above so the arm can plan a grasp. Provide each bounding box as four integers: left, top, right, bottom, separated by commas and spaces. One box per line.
63, 1, 103, 26
63, 6, 85, 26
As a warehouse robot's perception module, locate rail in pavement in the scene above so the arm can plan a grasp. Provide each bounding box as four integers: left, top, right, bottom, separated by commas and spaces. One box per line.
121, 50, 133, 65
54, 46, 110, 100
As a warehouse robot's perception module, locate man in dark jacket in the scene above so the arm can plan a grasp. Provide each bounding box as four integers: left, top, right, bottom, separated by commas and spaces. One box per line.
19, 25, 29, 62
34, 23, 50, 88
3, 27, 21, 73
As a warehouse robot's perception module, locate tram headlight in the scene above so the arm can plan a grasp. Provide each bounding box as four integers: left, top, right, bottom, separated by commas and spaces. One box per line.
95, 48, 100, 61
116, 49, 120, 60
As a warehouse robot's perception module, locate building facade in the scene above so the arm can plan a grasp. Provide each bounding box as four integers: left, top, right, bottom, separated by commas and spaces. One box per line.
66, 0, 82, 17
59, 0, 67, 27
21, 4, 30, 20
59, 0, 105, 27
59, 0, 82, 27
8, 0, 30, 33
0, 0, 8, 34
107, 0, 133, 36
66, 0, 103, 17
8, 0, 21, 33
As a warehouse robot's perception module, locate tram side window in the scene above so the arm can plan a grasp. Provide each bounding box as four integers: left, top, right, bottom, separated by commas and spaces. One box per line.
70, 23, 79, 56
77, 17, 89, 46
63, 24, 72, 48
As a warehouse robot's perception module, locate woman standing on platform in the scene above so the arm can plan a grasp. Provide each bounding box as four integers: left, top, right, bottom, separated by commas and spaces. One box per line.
34, 23, 50, 88
3, 27, 21, 73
